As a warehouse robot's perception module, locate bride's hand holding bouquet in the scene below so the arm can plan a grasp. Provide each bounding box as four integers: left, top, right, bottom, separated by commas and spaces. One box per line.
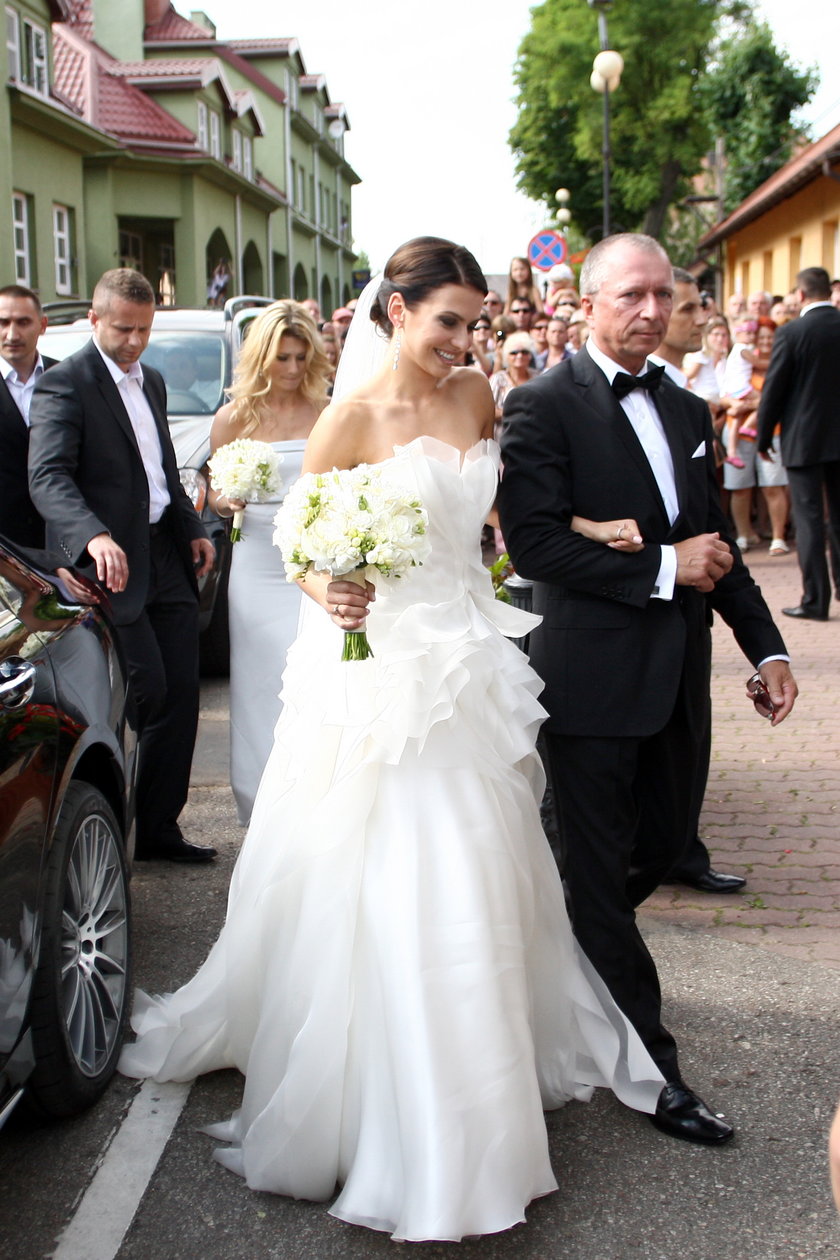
273, 463, 430, 661
208, 438, 283, 541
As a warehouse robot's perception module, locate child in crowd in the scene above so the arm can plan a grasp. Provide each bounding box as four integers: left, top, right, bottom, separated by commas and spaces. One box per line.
722, 319, 760, 468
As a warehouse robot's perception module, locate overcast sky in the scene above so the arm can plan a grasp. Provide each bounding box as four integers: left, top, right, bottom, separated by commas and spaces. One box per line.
216, 1, 839, 276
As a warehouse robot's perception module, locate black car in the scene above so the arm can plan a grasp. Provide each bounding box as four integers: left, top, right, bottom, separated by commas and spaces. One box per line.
0, 541, 137, 1126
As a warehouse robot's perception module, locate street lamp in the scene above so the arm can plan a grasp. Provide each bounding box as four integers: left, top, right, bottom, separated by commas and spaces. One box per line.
555, 187, 572, 227
587, 0, 623, 238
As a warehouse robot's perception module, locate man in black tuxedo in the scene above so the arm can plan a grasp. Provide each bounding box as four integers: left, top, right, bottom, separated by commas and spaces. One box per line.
29, 268, 217, 863
757, 266, 840, 621
0, 284, 54, 548
499, 234, 798, 1145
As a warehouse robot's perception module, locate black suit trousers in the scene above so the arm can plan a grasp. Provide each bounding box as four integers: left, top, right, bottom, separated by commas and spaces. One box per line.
541, 673, 703, 1080
116, 522, 199, 850
785, 460, 840, 616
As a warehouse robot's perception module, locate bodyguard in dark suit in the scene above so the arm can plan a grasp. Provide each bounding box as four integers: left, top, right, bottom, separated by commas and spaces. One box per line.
28, 269, 217, 863
499, 235, 798, 1145
757, 266, 840, 620
0, 284, 55, 548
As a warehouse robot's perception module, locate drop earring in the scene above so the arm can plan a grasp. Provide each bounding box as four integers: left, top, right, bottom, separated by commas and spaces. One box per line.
392, 328, 402, 371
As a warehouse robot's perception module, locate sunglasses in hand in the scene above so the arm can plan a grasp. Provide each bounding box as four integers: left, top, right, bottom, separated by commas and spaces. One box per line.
746, 672, 776, 719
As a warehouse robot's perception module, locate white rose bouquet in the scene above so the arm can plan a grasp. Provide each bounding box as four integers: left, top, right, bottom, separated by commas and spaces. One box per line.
273, 464, 431, 661
207, 438, 283, 541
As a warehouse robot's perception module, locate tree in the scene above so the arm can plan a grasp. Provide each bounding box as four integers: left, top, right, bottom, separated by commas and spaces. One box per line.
510, 0, 724, 241
699, 20, 817, 214
510, 0, 814, 243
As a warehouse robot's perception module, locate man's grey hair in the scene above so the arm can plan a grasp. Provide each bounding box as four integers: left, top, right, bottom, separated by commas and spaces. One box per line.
92, 268, 155, 313
672, 267, 697, 288
580, 233, 671, 297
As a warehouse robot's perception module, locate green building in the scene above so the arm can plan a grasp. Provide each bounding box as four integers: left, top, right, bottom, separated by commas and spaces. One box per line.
2, 0, 359, 307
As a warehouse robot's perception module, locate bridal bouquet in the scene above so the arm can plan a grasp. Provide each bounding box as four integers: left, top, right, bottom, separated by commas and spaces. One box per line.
207, 438, 283, 541
273, 465, 431, 661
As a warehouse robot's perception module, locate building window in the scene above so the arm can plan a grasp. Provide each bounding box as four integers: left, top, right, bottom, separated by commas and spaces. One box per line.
297, 166, 305, 213
119, 229, 142, 271
12, 192, 30, 285
243, 135, 253, 182
209, 110, 220, 160
287, 72, 298, 110
22, 17, 47, 96
232, 129, 242, 172
53, 204, 72, 295
6, 6, 20, 81
197, 101, 208, 150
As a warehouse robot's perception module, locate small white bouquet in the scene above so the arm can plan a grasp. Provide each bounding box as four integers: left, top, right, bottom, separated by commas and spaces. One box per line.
207, 438, 283, 541
273, 464, 431, 660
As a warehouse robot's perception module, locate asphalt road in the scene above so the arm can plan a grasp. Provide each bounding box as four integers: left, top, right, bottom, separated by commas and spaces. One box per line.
1, 674, 839, 1260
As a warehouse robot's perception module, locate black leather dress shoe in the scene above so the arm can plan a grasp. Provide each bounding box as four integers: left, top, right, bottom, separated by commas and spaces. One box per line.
782, 605, 828, 621
135, 837, 217, 863
651, 1081, 734, 1145
677, 868, 746, 894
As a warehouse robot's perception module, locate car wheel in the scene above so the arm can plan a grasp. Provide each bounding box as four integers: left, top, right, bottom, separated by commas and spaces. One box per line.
27, 783, 132, 1117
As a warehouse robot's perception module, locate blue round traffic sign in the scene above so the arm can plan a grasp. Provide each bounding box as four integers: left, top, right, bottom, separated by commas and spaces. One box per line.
528, 230, 568, 272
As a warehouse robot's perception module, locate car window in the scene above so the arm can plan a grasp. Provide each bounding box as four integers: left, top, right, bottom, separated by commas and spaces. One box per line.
145, 333, 227, 416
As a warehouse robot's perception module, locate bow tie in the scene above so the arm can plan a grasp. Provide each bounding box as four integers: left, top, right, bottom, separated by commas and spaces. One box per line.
611, 365, 666, 399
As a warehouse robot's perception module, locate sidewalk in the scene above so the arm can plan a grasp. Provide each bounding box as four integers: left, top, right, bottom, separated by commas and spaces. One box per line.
642, 539, 840, 969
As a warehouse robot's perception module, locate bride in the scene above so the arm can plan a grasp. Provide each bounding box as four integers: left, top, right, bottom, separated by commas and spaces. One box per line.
119, 237, 663, 1243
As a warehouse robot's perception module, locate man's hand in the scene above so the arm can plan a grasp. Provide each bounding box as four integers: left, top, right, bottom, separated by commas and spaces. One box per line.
191, 537, 215, 578
674, 532, 733, 592
87, 533, 129, 592
756, 659, 798, 727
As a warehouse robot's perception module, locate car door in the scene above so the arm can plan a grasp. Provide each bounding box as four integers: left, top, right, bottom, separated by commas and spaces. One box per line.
0, 550, 60, 1080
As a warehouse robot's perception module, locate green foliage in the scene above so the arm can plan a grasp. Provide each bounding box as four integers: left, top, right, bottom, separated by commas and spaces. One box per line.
510, 0, 819, 243
700, 20, 817, 213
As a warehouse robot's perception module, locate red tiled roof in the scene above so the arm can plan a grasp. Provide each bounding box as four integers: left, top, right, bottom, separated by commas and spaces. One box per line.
61, 0, 93, 38
98, 66, 195, 140
52, 28, 87, 113
113, 58, 216, 78
53, 25, 196, 146
699, 123, 840, 249
145, 5, 212, 41
227, 39, 296, 54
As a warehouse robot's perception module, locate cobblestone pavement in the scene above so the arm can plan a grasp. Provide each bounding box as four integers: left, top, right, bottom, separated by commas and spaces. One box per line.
643, 538, 840, 970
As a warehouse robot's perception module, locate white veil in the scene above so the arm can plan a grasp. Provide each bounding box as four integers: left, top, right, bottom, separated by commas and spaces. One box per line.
331, 275, 391, 403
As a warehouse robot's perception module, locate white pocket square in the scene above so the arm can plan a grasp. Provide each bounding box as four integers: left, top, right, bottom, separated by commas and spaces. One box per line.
691, 441, 706, 458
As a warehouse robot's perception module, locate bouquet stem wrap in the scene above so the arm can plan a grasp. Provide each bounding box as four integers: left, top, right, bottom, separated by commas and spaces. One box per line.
339, 569, 373, 661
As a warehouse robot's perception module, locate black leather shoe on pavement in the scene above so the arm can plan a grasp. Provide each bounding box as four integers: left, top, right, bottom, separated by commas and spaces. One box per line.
651, 1082, 734, 1145
679, 868, 746, 894
135, 837, 217, 863
782, 605, 828, 621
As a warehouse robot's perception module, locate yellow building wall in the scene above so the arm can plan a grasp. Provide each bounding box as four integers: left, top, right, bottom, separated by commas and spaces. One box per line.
723, 175, 840, 299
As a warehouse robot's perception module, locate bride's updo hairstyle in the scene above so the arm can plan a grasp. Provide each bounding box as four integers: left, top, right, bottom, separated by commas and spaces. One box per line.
370, 237, 486, 337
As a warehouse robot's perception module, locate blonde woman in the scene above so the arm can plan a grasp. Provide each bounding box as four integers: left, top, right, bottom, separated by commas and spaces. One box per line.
208, 300, 330, 822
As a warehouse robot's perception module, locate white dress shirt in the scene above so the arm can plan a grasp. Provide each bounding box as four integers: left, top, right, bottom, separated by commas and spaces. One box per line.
93, 338, 170, 523
586, 337, 678, 600
0, 353, 46, 425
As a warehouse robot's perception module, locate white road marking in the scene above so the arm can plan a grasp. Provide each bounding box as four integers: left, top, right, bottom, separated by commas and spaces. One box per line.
53, 1079, 192, 1260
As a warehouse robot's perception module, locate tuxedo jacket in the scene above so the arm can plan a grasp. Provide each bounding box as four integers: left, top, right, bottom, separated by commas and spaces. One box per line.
756, 304, 840, 467
28, 339, 207, 625
498, 346, 787, 737
0, 356, 56, 548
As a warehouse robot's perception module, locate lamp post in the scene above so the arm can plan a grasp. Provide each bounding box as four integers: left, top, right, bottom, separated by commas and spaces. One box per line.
555, 187, 572, 229
587, 0, 623, 239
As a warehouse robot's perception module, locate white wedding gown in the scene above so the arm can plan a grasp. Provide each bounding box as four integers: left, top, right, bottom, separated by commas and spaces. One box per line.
228, 439, 305, 824
119, 436, 663, 1242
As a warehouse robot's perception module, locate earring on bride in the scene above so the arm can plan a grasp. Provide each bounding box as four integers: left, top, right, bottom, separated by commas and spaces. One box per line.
392, 329, 402, 371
